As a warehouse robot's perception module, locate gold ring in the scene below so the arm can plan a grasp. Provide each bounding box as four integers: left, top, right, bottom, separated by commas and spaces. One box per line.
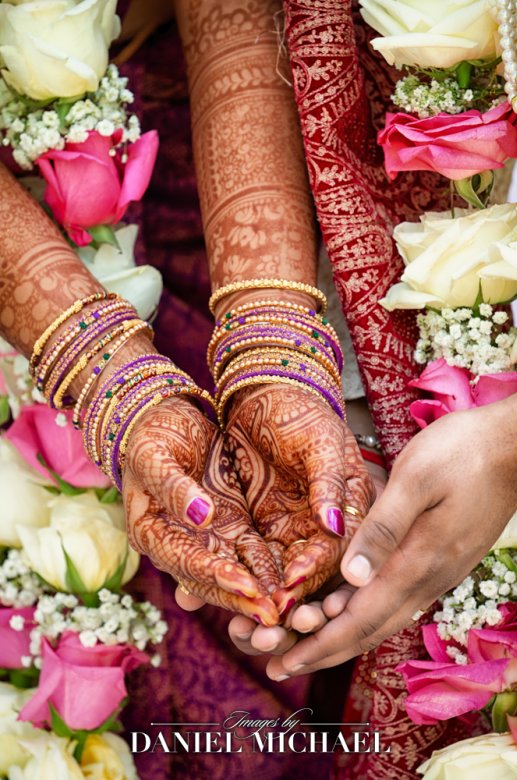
177, 579, 191, 596
343, 505, 363, 519
291, 539, 308, 548
411, 609, 425, 622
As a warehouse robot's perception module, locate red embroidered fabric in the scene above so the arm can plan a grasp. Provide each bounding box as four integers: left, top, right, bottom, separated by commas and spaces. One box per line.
284, 1, 487, 776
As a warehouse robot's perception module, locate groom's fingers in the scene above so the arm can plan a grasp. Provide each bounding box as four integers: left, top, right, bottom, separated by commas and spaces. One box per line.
175, 588, 205, 611
340, 464, 429, 587
228, 616, 298, 655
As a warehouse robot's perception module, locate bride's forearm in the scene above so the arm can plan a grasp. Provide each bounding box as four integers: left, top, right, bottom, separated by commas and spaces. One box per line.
174, 0, 318, 316
0, 164, 102, 356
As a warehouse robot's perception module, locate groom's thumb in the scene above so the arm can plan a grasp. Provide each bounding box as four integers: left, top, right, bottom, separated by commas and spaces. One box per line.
341, 473, 427, 586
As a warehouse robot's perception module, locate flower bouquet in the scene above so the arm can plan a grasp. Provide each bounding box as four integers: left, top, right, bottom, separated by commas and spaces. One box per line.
0, 2, 168, 777
360, 0, 517, 774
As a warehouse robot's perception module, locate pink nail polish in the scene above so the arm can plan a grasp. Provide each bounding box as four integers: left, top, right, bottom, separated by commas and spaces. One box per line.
186, 497, 211, 526
252, 613, 265, 626
281, 598, 296, 616
326, 507, 345, 536
285, 576, 306, 589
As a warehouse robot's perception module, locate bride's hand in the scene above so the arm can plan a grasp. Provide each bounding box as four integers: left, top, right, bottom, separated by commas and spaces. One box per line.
123, 397, 281, 626
225, 385, 375, 614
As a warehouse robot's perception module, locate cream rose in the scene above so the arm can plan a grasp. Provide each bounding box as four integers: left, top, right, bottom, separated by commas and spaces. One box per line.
380, 204, 517, 311
17, 492, 139, 593
418, 733, 517, 779
359, 0, 499, 69
78, 225, 163, 321
0, 0, 121, 100
6, 734, 83, 780
80, 733, 140, 780
0, 683, 40, 776
0, 439, 50, 548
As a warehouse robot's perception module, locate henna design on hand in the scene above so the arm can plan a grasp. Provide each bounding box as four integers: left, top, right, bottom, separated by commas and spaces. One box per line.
123, 396, 281, 625
226, 384, 376, 615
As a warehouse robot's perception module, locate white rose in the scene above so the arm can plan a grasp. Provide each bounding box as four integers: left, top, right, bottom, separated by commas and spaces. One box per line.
80, 733, 140, 780
359, 0, 499, 69
7, 734, 83, 780
0, 683, 40, 776
492, 509, 517, 551
78, 225, 163, 320
380, 204, 517, 311
0, 439, 50, 547
17, 492, 139, 593
418, 732, 517, 779
0, 0, 121, 100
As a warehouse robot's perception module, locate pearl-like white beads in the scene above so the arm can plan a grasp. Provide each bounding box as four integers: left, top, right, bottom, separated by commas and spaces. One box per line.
493, 0, 517, 110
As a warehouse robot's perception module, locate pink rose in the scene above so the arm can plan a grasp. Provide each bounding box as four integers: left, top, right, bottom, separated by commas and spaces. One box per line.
5, 404, 110, 488
378, 101, 517, 180
0, 607, 34, 669
19, 631, 148, 731
399, 611, 517, 724
408, 358, 517, 428
37, 130, 159, 246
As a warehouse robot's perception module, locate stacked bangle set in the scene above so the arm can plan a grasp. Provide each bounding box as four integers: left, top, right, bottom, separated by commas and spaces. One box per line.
30, 279, 347, 488
29, 292, 214, 488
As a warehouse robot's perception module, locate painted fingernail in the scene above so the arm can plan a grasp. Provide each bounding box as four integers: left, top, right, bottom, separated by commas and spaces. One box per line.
252, 613, 266, 626
186, 497, 211, 527
274, 675, 290, 682
280, 598, 296, 616
326, 507, 345, 536
285, 576, 306, 589
346, 554, 372, 582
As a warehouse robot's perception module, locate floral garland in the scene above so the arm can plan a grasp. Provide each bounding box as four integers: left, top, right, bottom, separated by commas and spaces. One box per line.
361, 0, 517, 775
0, 1, 166, 778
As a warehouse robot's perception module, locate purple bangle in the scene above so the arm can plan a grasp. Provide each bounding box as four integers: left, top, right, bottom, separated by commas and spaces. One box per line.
212, 325, 340, 377
221, 368, 346, 419
83, 354, 172, 431
43, 308, 136, 398
215, 307, 343, 369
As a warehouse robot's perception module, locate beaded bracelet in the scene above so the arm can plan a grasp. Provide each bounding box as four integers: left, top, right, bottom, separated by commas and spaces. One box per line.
33, 297, 128, 384
215, 347, 343, 403
208, 305, 343, 371
30, 292, 112, 372
82, 363, 178, 460
103, 380, 215, 489
208, 279, 328, 315
211, 325, 342, 384
216, 375, 341, 428
82, 355, 177, 432
219, 367, 345, 420
73, 337, 170, 430
40, 306, 137, 395
52, 320, 152, 408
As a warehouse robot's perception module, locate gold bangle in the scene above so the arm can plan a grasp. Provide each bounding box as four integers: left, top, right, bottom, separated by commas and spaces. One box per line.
30, 292, 113, 371
208, 279, 327, 315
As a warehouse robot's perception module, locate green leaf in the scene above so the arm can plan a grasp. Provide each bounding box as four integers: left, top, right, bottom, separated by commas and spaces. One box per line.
36, 453, 86, 496
454, 171, 494, 209
50, 704, 74, 738
87, 224, 120, 250
0, 395, 10, 427
495, 550, 517, 575
492, 691, 517, 732
62, 539, 89, 595
456, 61, 473, 89
95, 486, 120, 504
8, 667, 40, 689
101, 549, 128, 594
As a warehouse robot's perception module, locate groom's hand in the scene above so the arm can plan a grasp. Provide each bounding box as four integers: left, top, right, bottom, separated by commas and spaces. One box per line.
263, 398, 517, 679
